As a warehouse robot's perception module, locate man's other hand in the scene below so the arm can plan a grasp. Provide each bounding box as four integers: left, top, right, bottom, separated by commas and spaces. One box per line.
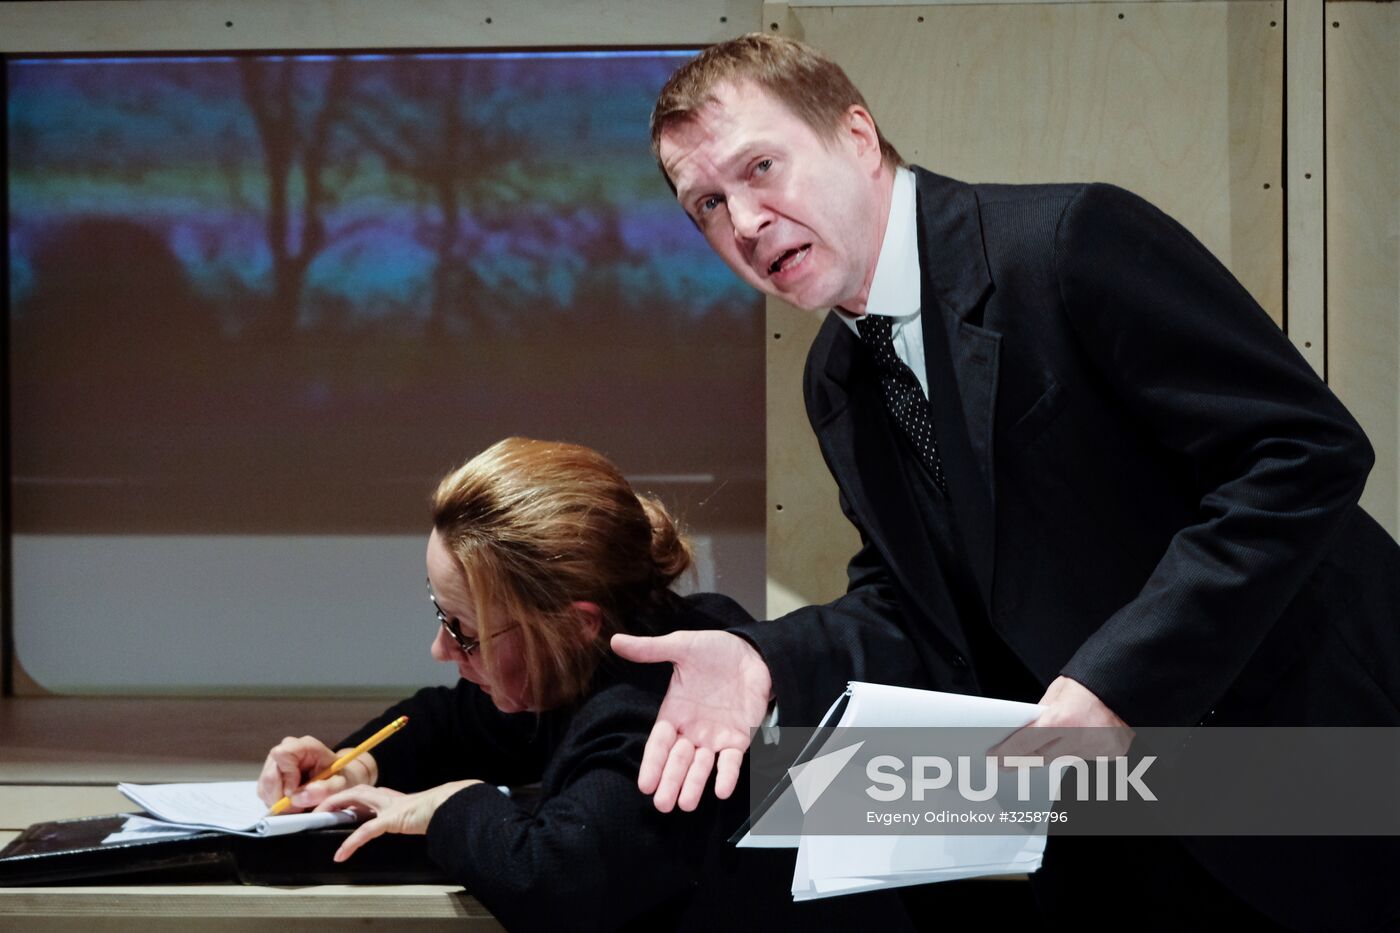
990, 675, 1134, 761
610, 629, 772, 812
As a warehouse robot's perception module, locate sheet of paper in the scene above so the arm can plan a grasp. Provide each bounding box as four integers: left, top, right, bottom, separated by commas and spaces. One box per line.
740, 683, 1043, 847
118, 781, 272, 831
737, 682, 1052, 900
793, 830, 1047, 899
793, 832, 1047, 899
838, 682, 1044, 729
107, 780, 357, 842
100, 813, 204, 845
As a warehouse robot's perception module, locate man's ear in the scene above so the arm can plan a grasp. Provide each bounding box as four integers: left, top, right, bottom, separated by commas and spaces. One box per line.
571, 601, 604, 641
845, 104, 884, 171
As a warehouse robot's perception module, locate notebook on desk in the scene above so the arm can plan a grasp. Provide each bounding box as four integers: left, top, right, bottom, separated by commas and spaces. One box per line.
0, 813, 449, 886
109, 780, 358, 841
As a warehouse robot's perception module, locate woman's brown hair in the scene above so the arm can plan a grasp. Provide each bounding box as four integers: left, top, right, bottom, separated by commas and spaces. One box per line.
431, 437, 692, 710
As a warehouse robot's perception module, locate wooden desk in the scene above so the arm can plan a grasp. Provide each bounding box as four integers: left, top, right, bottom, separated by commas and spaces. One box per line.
0, 883, 503, 932
0, 698, 504, 931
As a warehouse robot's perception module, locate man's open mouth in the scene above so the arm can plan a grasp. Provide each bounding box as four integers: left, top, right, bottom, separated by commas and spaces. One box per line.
769, 245, 811, 276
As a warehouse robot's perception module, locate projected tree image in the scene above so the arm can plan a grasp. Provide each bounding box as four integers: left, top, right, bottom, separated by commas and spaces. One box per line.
8, 52, 763, 535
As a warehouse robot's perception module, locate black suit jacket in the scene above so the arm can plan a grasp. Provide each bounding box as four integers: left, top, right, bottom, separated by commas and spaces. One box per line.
737, 168, 1400, 734
733, 168, 1400, 930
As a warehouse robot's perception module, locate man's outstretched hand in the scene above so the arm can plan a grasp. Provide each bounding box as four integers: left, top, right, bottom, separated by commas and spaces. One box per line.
610, 629, 772, 813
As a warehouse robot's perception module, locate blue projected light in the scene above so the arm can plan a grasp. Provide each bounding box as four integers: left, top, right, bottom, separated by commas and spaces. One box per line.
7, 47, 751, 326
13, 49, 701, 67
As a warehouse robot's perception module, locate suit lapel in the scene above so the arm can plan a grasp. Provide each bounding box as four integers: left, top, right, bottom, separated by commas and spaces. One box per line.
815, 319, 971, 656
913, 168, 999, 613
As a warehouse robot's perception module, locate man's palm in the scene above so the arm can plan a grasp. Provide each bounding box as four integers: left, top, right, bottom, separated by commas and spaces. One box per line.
611, 629, 772, 812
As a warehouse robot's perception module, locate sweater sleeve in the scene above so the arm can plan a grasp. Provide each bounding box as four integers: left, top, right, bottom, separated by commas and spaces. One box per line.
423, 682, 712, 933
337, 681, 549, 792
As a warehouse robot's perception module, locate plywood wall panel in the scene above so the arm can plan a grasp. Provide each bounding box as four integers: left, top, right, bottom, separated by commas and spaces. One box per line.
801, 2, 1283, 320
766, 300, 855, 615
1285, 0, 1327, 374
1325, 2, 1400, 538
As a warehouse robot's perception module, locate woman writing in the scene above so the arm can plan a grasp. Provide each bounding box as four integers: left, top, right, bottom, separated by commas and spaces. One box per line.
256, 437, 909, 931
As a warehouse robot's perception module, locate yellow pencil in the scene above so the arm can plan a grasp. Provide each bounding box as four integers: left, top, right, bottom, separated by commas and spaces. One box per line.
267, 715, 409, 815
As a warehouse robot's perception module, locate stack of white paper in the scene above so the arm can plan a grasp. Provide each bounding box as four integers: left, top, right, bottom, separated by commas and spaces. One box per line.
102, 780, 357, 844
740, 682, 1049, 900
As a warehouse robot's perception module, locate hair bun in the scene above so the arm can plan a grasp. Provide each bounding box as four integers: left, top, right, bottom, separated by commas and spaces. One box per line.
638, 494, 693, 587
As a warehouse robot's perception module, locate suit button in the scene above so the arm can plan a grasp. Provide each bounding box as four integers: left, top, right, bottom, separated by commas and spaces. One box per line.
951, 655, 968, 671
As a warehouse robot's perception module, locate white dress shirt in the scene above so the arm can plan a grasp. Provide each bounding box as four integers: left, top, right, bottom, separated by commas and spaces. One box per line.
833, 166, 928, 399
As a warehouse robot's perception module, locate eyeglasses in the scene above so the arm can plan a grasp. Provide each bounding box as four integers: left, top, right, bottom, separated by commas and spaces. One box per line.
426, 577, 518, 657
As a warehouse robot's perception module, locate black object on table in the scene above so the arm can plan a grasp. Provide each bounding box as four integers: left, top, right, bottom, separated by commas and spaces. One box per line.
0, 813, 448, 886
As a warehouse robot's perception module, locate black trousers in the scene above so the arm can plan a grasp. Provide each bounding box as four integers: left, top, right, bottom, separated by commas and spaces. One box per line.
898, 835, 1292, 933
1030, 835, 1295, 933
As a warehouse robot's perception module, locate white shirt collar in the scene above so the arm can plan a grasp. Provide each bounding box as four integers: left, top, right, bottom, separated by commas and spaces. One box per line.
835, 166, 919, 332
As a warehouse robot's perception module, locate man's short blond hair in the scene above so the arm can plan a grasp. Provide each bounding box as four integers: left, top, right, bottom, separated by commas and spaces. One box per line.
650, 33, 903, 189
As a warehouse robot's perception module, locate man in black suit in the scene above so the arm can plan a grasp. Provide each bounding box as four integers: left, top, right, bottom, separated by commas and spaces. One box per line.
612, 33, 1400, 929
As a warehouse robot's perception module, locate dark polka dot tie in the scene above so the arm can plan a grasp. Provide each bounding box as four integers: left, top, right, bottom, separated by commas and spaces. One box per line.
856, 313, 947, 494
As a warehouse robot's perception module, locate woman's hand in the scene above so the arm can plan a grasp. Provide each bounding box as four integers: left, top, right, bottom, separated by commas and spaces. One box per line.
256, 735, 379, 811
315, 780, 483, 862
